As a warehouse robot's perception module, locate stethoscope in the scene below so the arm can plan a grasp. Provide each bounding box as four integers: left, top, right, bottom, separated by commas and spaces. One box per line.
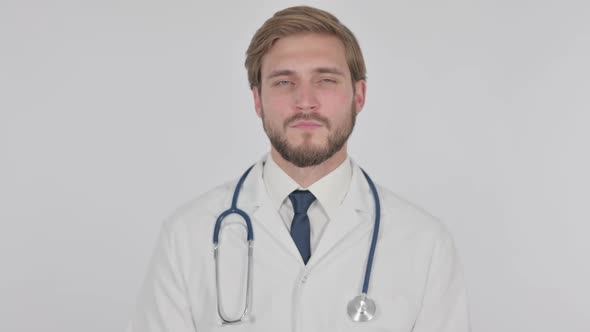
213, 164, 381, 324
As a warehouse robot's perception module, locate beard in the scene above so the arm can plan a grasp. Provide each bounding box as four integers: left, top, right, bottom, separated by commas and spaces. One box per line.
261, 102, 357, 168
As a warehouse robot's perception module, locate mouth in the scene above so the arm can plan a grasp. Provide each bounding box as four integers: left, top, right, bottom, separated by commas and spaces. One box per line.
289, 120, 323, 130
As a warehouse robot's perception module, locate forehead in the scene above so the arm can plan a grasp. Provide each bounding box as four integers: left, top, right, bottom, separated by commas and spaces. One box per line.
260, 33, 349, 78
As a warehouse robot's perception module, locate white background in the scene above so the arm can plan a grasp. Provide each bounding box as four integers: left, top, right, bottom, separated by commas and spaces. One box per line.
1, 0, 589, 331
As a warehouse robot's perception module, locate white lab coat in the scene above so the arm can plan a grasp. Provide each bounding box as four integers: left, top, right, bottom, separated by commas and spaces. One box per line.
127, 158, 470, 332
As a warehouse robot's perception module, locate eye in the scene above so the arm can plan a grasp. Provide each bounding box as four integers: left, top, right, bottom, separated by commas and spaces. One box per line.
274, 80, 292, 86
320, 78, 337, 84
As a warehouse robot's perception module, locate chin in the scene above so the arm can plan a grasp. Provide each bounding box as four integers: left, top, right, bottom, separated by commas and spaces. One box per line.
292, 138, 328, 150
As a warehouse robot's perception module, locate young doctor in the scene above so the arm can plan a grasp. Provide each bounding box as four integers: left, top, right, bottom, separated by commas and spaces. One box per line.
127, 5, 470, 332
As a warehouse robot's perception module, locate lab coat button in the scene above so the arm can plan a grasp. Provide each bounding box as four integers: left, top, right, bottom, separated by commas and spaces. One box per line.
301, 275, 309, 283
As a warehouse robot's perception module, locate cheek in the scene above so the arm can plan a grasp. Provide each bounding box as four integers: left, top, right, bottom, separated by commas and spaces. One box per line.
262, 95, 292, 117
318, 90, 354, 113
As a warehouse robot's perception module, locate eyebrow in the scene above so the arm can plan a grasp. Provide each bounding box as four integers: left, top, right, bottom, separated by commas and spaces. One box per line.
266, 69, 295, 79
314, 67, 346, 76
265, 67, 346, 80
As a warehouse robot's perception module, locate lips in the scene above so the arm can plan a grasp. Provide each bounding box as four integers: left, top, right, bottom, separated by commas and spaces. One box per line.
285, 114, 330, 130
290, 120, 323, 129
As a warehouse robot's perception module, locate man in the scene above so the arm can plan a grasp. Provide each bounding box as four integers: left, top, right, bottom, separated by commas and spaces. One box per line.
127, 5, 469, 332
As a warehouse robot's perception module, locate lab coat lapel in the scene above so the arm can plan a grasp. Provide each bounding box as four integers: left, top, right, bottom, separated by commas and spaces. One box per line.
238, 159, 307, 264
236, 158, 376, 266
308, 162, 374, 267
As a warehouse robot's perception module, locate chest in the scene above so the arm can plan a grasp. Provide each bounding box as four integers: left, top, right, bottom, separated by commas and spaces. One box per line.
184, 207, 433, 332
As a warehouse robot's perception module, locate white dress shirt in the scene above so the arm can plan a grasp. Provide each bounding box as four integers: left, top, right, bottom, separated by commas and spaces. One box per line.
262, 155, 352, 253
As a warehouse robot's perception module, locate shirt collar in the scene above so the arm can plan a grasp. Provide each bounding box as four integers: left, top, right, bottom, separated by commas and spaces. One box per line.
262, 154, 353, 216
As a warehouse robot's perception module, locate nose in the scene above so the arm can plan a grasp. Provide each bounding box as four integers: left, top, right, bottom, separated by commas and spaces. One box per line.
294, 82, 319, 112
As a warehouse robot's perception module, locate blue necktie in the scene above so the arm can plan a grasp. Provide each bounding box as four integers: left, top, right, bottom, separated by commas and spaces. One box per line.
288, 190, 316, 264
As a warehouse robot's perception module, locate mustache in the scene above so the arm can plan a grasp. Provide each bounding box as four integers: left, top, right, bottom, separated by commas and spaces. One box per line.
284, 113, 331, 130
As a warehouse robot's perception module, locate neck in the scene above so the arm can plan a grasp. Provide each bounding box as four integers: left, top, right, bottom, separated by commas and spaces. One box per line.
270, 146, 348, 188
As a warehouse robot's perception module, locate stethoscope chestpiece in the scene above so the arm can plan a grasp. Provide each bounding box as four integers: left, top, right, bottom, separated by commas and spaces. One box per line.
347, 293, 376, 322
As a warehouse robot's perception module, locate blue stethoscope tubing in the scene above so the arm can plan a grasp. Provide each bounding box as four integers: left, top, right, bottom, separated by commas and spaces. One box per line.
213, 164, 381, 323
213, 165, 255, 244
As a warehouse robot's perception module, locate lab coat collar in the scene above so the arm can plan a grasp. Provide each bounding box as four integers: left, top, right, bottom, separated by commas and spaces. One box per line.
309, 158, 374, 267
236, 156, 304, 262
238, 155, 372, 214
236, 155, 375, 266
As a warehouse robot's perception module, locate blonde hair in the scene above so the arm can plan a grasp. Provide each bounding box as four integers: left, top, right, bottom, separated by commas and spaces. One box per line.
245, 6, 366, 90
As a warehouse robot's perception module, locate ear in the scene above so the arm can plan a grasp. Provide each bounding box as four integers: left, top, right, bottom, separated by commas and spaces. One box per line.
252, 86, 263, 118
353, 80, 367, 114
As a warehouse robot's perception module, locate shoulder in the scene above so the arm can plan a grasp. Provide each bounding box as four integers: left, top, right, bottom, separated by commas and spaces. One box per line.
375, 183, 453, 242
350, 160, 450, 241
161, 178, 239, 233
159, 159, 265, 235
